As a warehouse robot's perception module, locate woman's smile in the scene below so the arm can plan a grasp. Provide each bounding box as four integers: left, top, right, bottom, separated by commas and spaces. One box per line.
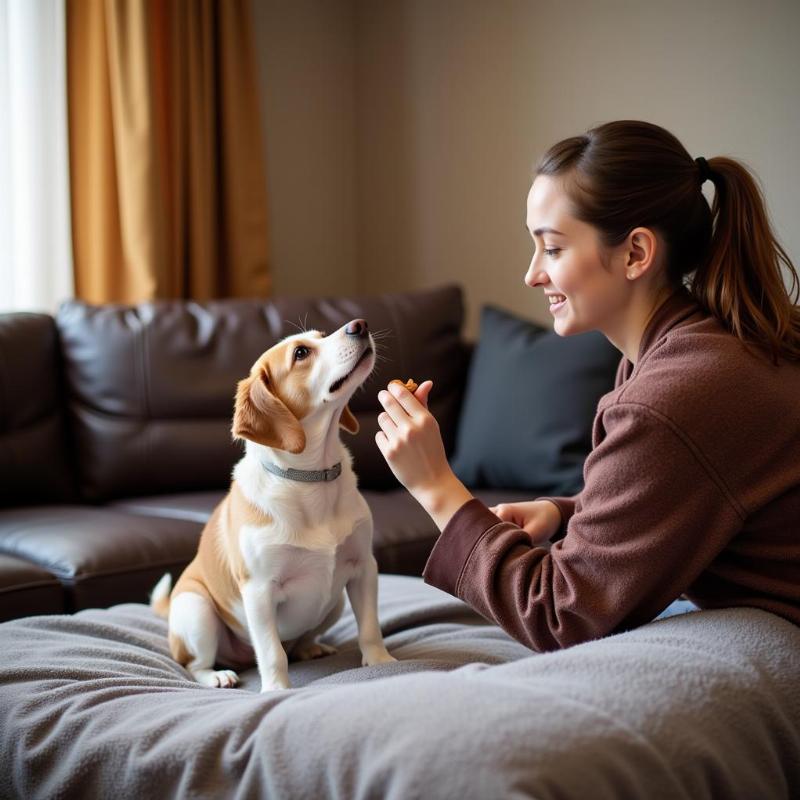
547, 293, 567, 313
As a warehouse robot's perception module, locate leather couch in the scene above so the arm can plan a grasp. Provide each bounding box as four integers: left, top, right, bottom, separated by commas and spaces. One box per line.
1, 285, 537, 622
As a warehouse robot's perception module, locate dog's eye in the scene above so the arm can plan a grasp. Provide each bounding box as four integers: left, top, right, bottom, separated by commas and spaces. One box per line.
293, 345, 311, 362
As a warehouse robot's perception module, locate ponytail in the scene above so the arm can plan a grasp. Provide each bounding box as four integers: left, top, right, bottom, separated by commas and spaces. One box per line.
536, 120, 800, 363
692, 157, 800, 363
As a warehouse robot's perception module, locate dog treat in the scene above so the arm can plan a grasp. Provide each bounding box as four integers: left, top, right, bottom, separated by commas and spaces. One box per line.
390, 378, 419, 393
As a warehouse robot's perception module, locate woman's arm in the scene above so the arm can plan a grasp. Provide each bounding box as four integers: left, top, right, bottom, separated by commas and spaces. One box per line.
422, 402, 744, 651
375, 380, 743, 653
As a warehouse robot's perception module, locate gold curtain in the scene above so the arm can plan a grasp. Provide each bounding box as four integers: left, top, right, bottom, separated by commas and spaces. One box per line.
67, 0, 271, 303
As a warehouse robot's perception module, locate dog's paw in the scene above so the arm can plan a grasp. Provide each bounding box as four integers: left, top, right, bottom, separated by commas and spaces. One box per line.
260, 678, 291, 693
361, 647, 397, 667
293, 641, 338, 662
195, 668, 240, 689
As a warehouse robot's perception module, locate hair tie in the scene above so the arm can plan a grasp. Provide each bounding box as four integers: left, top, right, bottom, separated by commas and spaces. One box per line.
695, 156, 712, 184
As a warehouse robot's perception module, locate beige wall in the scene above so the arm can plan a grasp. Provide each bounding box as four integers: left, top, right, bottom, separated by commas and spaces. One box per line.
251, 0, 357, 297
255, 0, 800, 339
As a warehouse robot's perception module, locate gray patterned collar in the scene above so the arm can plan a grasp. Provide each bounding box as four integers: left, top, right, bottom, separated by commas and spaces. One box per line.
261, 460, 342, 483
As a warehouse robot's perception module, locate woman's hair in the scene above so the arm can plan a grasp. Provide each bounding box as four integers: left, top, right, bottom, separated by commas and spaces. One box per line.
535, 120, 800, 363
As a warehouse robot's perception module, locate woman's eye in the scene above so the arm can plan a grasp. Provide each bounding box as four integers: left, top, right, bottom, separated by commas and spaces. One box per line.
294, 345, 310, 361
543, 248, 560, 257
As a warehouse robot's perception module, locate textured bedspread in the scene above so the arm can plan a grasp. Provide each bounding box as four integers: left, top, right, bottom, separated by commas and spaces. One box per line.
1, 574, 800, 799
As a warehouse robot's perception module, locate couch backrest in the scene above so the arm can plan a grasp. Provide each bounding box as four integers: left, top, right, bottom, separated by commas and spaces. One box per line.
0, 313, 77, 507
55, 285, 470, 501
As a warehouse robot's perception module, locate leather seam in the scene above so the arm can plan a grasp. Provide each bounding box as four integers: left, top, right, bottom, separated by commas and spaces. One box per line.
41, 557, 193, 584
0, 578, 62, 592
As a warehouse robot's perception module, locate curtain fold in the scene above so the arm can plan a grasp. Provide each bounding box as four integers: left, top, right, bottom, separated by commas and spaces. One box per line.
67, 0, 270, 304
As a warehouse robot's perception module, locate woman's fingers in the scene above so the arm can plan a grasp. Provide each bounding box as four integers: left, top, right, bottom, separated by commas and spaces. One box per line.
413, 380, 434, 409
491, 503, 514, 522
377, 410, 397, 435
377, 379, 434, 435
385, 380, 433, 418
377, 389, 409, 428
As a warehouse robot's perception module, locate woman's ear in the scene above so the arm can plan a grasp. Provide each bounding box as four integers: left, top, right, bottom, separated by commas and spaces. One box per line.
625, 227, 659, 280
231, 369, 306, 453
339, 404, 359, 435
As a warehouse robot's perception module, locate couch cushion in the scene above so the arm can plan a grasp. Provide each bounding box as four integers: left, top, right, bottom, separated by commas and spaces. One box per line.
110, 491, 224, 524
0, 553, 64, 621
111, 489, 436, 575
56, 285, 470, 501
111, 487, 536, 577
451, 305, 620, 494
0, 313, 77, 507
0, 507, 202, 612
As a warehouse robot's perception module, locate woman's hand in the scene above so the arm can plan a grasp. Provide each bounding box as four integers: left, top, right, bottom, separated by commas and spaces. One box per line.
487, 500, 562, 545
375, 380, 474, 530
375, 380, 446, 499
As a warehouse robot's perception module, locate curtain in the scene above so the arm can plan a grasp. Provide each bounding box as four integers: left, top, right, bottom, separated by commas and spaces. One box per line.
0, 0, 74, 313
67, 0, 270, 304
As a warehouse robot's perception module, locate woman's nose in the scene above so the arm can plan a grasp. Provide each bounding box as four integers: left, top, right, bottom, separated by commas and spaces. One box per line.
524, 263, 548, 288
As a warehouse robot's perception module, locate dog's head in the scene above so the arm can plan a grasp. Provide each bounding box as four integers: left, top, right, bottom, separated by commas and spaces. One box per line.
231, 319, 375, 453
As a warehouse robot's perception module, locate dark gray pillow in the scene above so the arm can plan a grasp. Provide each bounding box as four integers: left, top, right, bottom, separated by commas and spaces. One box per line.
450, 305, 620, 494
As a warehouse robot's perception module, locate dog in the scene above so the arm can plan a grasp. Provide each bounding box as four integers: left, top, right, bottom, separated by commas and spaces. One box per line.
151, 318, 396, 692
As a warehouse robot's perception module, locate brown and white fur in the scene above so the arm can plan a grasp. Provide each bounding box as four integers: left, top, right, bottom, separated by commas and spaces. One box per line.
151, 319, 396, 692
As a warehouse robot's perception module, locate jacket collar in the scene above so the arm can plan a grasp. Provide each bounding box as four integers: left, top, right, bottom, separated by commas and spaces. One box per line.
637, 287, 701, 361
618, 288, 701, 382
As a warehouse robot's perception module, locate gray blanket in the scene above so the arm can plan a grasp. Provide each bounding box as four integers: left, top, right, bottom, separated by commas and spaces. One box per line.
1, 574, 799, 799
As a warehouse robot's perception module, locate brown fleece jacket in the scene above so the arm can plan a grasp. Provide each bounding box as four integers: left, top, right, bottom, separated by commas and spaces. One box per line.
423, 289, 800, 651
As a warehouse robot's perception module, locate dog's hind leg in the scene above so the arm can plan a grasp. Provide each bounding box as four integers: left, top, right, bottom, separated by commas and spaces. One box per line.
169, 591, 240, 688
287, 593, 344, 661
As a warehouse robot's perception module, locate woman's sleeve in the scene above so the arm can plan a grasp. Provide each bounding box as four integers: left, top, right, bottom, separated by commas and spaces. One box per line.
422, 402, 745, 652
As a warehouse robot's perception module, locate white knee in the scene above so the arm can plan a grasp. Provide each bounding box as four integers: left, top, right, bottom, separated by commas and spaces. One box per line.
170, 592, 223, 673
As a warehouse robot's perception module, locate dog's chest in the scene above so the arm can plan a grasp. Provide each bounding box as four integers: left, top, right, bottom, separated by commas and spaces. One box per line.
238, 512, 369, 641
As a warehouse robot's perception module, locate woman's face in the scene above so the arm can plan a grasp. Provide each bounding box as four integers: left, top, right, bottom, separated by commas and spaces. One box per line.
524, 175, 630, 339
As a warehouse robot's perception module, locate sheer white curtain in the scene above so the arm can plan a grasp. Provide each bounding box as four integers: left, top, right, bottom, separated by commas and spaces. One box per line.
0, 0, 73, 313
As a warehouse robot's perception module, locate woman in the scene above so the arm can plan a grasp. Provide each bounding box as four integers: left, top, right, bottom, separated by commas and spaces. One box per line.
375, 119, 800, 651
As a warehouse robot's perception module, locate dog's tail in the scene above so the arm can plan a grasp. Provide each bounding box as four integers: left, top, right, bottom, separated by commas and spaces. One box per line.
150, 572, 172, 618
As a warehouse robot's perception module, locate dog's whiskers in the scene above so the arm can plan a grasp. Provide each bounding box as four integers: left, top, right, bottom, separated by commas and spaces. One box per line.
285, 319, 306, 335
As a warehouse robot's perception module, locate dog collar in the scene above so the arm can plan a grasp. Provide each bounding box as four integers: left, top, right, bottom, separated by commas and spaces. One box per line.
261, 461, 342, 483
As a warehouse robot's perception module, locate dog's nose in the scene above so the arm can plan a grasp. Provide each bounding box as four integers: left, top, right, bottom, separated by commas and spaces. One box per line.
345, 319, 369, 338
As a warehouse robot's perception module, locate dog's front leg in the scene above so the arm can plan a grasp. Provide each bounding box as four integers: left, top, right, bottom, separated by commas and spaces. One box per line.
241, 581, 291, 692
346, 554, 397, 667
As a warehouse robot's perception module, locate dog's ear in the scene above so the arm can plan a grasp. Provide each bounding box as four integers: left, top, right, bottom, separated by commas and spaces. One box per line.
231, 369, 306, 453
339, 404, 359, 435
